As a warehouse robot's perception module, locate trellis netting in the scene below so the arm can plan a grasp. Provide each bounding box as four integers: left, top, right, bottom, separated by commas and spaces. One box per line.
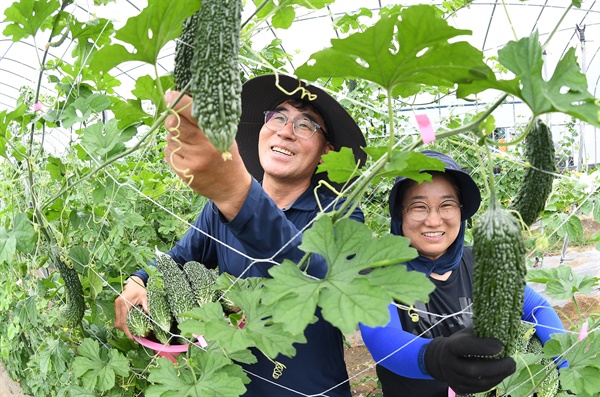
0, 1, 599, 397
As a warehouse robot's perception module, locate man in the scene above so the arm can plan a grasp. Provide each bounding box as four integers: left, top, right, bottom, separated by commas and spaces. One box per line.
114, 74, 367, 396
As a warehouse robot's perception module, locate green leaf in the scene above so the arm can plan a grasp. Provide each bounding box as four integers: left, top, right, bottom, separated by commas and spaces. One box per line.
0, 227, 17, 265
12, 213, 37, 254
179, 303, 255, 355
564, 214, 584, 240
316, 147, 364, 183
69, 246, 90, 271
271, 4, 295, 29
365, 149, 445, 183
459, 31, 600, 127
258, 261, 322, 335
2, 0, 60, 42
61, 98, 92, 128
526, 266, 599, 300
89, 0, 200, 72
46, 156, 67, 181
110, 98, 152, 128
68, 386, 97, 397
364, 262, 436, 306
72, 339, 129, 393
296, 5, 491, 98
69, 17, 114, 61
146, 348, 248, 397
87, 267, 103, 300
113, 209, 145, 229
263, 217, 433, 335
81, 119, 135, 160
254, 0, 334, 29
544, 332, 600, 396
181, 274, 309, 360
131, 74, 172, 114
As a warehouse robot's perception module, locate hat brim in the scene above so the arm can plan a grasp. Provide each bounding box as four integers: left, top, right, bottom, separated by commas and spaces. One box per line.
236, 74, 366, 189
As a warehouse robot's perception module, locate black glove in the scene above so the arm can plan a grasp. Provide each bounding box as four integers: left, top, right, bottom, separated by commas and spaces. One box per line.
423, 327, 516, 395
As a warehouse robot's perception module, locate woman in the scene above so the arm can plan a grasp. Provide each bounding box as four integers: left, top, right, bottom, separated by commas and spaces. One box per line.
360, 150, 566, 397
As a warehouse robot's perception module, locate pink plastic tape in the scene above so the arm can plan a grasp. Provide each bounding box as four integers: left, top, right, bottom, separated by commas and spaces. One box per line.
415, 114, 436, 144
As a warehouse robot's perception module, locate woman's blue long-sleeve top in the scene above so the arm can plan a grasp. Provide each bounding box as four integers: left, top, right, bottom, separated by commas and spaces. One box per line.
132, 179, 364, 397
359, 251, 566, 381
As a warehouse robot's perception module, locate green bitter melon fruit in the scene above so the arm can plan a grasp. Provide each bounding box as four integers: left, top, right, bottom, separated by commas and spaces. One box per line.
173, 11, 200, 95
126, 306, 152, 338
154, 251, 199, 324
183, 261, 219, 307
147, 275, 175, 345
55, 256, 85, 328
189, 0, 243, 160
472, 200, 527, 357
508, 119, 557, 227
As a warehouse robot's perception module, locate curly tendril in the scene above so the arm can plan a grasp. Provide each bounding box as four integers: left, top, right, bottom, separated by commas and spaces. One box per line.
167, 106, 194, 187
274, 73, 318, 102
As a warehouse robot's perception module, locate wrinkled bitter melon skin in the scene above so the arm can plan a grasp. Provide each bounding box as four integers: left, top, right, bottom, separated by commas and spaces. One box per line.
189, 0, 243, 157
183, 261, 218, 307
147, 276, 174, 345
508, 119, 556, 227
472, 204, 527, 357
154, 253, 198, 324
126, 306, 152, 338
56, 257, 85, 328
173, 12, 200, 95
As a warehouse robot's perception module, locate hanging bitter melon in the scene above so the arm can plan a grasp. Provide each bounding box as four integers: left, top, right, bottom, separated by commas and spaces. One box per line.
173, 11, 200, 95
188, 0, 243, 160
472, 200, 527, 357
508, 119, 557, 227
55, 256, 85, 328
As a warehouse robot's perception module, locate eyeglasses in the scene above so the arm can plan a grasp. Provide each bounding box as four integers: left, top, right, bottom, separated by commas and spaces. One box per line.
263, 110, 323, 139
401, 200, 462, 222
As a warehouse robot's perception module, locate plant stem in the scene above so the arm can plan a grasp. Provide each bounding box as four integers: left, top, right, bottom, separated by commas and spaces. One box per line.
242, 0, 269, 29
542, 4, 573, 50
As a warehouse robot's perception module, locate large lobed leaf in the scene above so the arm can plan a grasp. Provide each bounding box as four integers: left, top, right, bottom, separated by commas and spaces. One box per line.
2, 0, 60, 42
89, 0, 200, 72
295, 5, 491, 98
544, 332, 600, 396
146, 349, 248, 397
457, 31, 600, 127
72, 338, 129, 393
262, 216, 434, 335
179, 277, 309, 360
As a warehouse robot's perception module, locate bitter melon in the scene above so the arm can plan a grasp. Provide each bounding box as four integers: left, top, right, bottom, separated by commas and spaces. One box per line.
126, 306, 152, 338
154, 252, 199, 324
147, 275, 174, 345
173, 11, 200, 94
472, 200, 527, 357
55, 256, 85, 328
508, 119, 556, 227
183, 261, 218, 307
189, 0, 243, 160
